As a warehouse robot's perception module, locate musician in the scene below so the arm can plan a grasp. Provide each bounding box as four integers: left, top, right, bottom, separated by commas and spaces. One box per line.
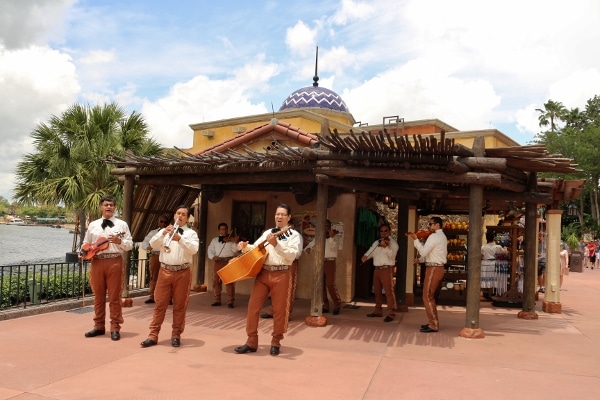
141, 215, 170, 304
407, 216, 447, 333
140, 205, 199, 348
82, 195, 133, 341
361, 223, 398, 322
234, 203, 302, 356
305, 220, 342, 315
207, 222, 239, 308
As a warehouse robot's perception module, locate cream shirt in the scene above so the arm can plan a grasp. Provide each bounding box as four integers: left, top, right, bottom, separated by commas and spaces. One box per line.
245, 227, 302, 266
364, 237, 399, 266
83, 217, 133, 255
414, 229, 447, 265
150, 226, 199, 265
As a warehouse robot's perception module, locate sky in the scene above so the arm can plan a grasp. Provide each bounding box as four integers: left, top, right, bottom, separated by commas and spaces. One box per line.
1, 0, 600, 203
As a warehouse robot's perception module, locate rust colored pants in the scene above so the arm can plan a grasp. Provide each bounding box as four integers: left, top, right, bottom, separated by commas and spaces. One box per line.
422, 265, 445, 330
213, 259, 235, 304
147, 267, 192, 341
323, 260, 342, 310
245, 268, 292, 348
373, 267, 396, 317
89, 256, 124, 332
148, 254, 160, 299
268, 259, 298, 315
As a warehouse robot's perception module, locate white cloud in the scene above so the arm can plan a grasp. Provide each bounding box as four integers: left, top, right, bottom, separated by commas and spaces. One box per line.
330, 0, 375, 25
285, 21, 318, 56
80, 49, 116, 65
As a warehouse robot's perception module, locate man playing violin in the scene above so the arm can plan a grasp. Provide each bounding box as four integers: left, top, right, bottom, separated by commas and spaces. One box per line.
82, 195, 133, 341
361, 223, 399, 322
407, 216, 448, 333
234, 203, 302, 356
207, 222, 239, 308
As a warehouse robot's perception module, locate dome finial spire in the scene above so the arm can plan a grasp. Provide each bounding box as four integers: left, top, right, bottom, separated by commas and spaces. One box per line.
313, 46, 319, 87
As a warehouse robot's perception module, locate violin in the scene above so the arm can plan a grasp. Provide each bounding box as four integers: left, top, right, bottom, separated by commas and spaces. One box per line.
80, 232, 124, 260
405, 230, 432, 240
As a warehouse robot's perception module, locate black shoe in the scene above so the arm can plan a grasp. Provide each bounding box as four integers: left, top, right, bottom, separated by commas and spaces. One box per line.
144, 298, 155, 304
333, 308, 340, 315
234, 344, 257, 354
260, 313, 273, 319
421, 324, 430, 329
420, 326, 438, 333
169, 299, 173, 305
366, 313, 382, 318
270, 346, 280, 356
383, 316, 394, 322
140, 339, 157, 348
211, 302, 221, 306
171, 338, 180, 347
322, 309, 330, 313
228, 303, 234, 308
84, 329, 105, 337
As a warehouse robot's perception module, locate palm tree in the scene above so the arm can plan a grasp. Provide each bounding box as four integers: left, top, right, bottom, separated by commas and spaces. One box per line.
536, 100, 567, 132
13, 102, 164, 251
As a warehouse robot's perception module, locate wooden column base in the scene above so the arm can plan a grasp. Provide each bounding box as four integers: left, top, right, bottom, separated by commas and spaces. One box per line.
121, 298, 133, 307
542, 301, 562, 313
305, 316, 327, 327
397, 304, 409, 312
192, 284, 207, 292
459, 327, 485, 339
405, 293, 414, 307
517, 311, 539, 320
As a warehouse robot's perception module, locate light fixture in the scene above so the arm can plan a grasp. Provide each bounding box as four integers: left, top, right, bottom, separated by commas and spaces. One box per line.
382, 195, 390, 205
567, 202, 579, 216
388, 200, 397, 209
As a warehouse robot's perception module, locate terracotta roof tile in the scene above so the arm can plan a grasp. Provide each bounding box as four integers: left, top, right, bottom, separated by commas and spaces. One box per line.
196, 120, 318, 155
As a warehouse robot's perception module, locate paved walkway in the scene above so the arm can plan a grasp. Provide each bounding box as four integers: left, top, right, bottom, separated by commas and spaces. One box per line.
1, 269, 599, 400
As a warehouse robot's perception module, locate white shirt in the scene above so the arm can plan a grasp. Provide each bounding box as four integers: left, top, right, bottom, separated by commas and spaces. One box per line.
305, 236, 339, 259
207, 236, 239, 259
150, 226, 199, 265
83, 217, 133, 254
142, 228, 161, 252
245, 227, 302, 266
364, 237, 399, 266
413, 229, 447, 265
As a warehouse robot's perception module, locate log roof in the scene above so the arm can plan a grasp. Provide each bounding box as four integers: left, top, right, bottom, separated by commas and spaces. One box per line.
107, 127, 582, 240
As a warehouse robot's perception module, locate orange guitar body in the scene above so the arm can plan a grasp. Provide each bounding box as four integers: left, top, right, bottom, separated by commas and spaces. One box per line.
217, 246, 268, 284
217, 226, 292, 284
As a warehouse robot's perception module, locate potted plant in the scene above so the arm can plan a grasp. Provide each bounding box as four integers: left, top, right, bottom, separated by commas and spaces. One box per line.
565, 233, 583, 272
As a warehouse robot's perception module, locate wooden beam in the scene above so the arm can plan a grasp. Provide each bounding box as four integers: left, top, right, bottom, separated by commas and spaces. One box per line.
315, 174, 420, 200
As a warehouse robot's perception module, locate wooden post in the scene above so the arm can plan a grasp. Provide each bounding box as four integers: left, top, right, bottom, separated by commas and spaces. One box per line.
306, 182, 328, 327
193, 191, 208, 291
395, 198, 409, 312
543, 209, 563, 313
519, 200, 539, 319
121, 175, 134, 306
460, 136, 485, 339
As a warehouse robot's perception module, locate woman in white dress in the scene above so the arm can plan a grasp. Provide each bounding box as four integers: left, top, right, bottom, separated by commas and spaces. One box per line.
560, 242, 569, 288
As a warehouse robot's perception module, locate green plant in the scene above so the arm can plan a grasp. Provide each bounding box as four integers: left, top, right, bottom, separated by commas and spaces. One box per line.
565, 233, 580, 252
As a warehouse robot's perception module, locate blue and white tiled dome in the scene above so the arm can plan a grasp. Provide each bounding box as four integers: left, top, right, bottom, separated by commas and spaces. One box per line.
279, 86, 349, 113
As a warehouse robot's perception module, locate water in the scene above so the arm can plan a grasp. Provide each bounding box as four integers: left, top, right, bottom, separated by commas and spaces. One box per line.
0, 224, 75, 266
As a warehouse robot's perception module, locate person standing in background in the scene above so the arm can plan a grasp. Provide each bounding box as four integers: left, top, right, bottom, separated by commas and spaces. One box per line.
207, 222, 239, 308
82, 195, 133, 341
481, 230, 504, 300
305, 220, 342, 315
141, 215, 170, 304
407, 216, 447, 333
140, 205, 199, 348
361, 222, 398, 322
560, 242, 569, 288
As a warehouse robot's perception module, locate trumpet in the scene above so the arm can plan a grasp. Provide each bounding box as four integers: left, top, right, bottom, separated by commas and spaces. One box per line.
163, 222, 180, 253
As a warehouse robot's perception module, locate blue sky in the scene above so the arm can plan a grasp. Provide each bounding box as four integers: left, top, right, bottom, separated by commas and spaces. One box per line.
1, 0, 600, 202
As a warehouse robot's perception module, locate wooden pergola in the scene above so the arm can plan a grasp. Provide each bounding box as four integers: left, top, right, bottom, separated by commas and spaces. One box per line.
107, 129, 582, 335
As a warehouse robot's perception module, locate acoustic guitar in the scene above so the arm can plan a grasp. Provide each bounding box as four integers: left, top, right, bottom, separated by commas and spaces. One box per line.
80, 232, 124, 261
217, 226, 292, 284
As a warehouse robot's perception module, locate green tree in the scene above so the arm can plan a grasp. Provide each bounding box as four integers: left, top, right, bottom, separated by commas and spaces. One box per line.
535, 100, 568, 133
13, 102, 164, 251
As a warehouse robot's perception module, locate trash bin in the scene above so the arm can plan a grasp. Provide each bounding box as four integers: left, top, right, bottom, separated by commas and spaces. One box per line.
27, 279, 41, 305
570, 251, 583, 273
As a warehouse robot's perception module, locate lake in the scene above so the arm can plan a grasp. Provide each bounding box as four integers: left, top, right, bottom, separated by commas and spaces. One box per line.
0, 224, 75, 266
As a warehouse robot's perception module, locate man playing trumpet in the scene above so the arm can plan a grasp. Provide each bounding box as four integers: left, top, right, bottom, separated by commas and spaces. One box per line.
140, 205, 199, 348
